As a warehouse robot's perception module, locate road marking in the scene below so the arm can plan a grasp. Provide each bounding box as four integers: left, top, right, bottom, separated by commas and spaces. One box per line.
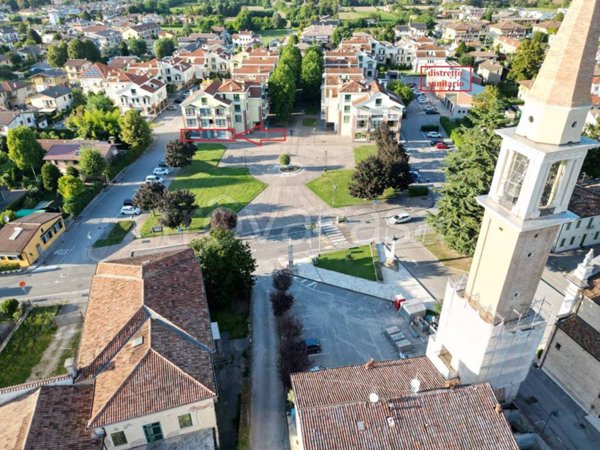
53, 248, 70, 256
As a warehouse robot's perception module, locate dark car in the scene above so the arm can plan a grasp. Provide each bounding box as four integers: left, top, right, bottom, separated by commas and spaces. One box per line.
174, 98, 183, 104
303, 338, 322, 354
425, 108, 439, 115
123, 198, 134, 207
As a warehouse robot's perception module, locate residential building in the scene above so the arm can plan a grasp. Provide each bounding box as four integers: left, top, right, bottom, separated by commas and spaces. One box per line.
494, 36, 522, 54
121, 22, 160, 41
442, 21, 485, 44
30, 69, 68, 92
477, 60, 504, 84
0, 212, 65, 268
488, 21, 528, 40
426, 0, 600, 401
0, 110, 36, 136
76, 248, 219, 449
181, 79, 268, 137
64, 58, 93, 85
552, 184, 600, 252
127, 57, 194, 89
412, 44, 447, 72
230, 49, 278, 83
394, 21, 427, 39
290, 359, 518, 450
29, 86, 73, 114
0, 26, 18, 46
39, 138, 116, 172
533, 20, 561, 35
107, 72, 168, 117
0, 80, 36, 108
79, 62, 112, 94
517, 79, 534, 101
592, 76, 600, 96
540, 250, 600, 423
301, 24, 335, 45
232, 30, 261, 47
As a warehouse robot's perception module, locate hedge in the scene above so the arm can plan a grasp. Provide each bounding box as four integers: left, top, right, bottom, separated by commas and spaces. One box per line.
63, 183, 103, 217
408, 185, 429, 197
108, 143, 151, 180
0, 263, 20, 273
420, 124, 440, 132
440, 116, 460, 135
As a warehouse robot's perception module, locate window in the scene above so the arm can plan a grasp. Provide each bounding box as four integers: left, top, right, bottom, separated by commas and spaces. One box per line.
111, 431, 128, 446
560, 239, 565, 247
344, 94, 351, 102
185, 107, 195, 116
143, 422, 164, 443
575, 220, 581, 229
201, 97, 207, 105
235, 114, 242, 123
186, 118, 197, 127
233, 94, 240, 101
569, 237, 575, 245
499, 152, 529, 208
343, 116, 350, 123
539, 161, 566, 209
178, 413, 193, 429
375, 98, 382, 107
555, 342, 561, 350
595, 232, 599, 240
216, 119, 226, 127
566, 222, 571, 231
234, 105, 241, 112
344, 105, 350, 113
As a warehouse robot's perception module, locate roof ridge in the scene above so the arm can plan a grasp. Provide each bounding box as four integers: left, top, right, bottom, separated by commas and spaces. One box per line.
20, 388, 41, 450
146, 306, 214, 354
151, 349, 217, 397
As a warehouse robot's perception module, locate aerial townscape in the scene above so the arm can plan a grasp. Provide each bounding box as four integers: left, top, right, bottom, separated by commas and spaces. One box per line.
1, 0, 600, 449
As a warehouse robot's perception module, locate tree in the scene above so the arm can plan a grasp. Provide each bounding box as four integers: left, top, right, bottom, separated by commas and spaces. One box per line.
428, 126, 500, 255
581, 118, 600, 178
86, 93, 115, 112
7, 126, 44, 172
120, 110, 152, 151
279, 153, 291, 166
278, 335, 310, 389
58, 174, 84, 201
374, 123, 412, 191
272, 268, 293, 292
132, 180, 165, 214
67, 39, 101, 62
66, 107, 121, 140
78, 146, 108, 181
280, 41, 302, 82
458, 54, 475, 68
349, 155, 387, 199
65, 165, 79, 178
508, 38, 546, 81
26, 28, 41, 44
300, 46, 323, 104
271, 290, 294, 317
127, 38, 147, 57
188, 228, 257, 308
268, 63, 296, 121
466, 86, 509, 130
71, 88, 86, 108
0, 299, 19, 321
271, 11, 285, 28
386, 80, 415, 106
154, 38, 175, 59
280, 314, 303, 341
210, 207, 238, 230
41, 162, 61, 191
159, 189, 198, 229
119, 40, 129, 56
165, 140, 196, 167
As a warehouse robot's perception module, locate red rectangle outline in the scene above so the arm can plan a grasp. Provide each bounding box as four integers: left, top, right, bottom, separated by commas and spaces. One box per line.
419, 65, 473, 93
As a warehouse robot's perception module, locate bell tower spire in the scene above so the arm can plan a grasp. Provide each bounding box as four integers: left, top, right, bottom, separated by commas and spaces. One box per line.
427, 0, 600, 401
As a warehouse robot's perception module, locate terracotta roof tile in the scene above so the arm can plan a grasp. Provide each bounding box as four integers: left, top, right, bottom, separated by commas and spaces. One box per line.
557, 315, 600, 361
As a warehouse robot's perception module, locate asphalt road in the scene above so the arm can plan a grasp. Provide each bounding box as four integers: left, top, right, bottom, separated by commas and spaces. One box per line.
0, 110, 182, 301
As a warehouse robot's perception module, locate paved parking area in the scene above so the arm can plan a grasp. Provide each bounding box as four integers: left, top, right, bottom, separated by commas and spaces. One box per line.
291, 278, 428, 369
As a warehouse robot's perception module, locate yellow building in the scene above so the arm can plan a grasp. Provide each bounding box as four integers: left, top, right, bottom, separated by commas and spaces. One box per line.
0, 212, 65, 268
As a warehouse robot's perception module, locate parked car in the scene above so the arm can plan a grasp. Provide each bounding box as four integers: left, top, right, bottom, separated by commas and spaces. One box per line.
158, 160, 169, 168
123, 198, 133, 207
174, 98, 183, 104
121, 205, 141, 215
429, 139, 443, 146
426, 131, 442, 139
166, 104, 177, 110
425, 107, 439, 115
435, 142, 449, 149
417, 97, 429, 104
303, 338, 322, 354
153, 167, 170, 176
145, 175, 164, 184
387, 213, 412, 224
410, 169, 427, 183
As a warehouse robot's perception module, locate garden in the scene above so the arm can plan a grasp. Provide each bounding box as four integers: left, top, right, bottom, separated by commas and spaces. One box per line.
314, 245, 379, 282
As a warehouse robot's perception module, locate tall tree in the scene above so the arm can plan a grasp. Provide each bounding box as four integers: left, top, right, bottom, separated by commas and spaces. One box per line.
6, 126, 44, 172
300, 46, 323, 104
271, 290, 294, 317
349, 155, 387, 199
26, 28, 41, 44
159, 189, 198, 229
86, 92, 115, 112
268, 63, 296, 121
465, 85, 509, 129
119, 40, 129, 56
210, 207, 238, 230
165, 140, 196, 167
67, 39, 101, 62
127, 38, 147, 57
132, 180, 165, 214
66, 107, 121, 140
188, 228, 257, 308
374, 123, 411, 191
154, 38, 175, 59
508, 38, 546, 82
40, 162, 60, 191
57, 174, 85, 201
386, 80, 415, 106
78, 146, 108, 181
46, 41, 68, 68
120, 110, 152, 151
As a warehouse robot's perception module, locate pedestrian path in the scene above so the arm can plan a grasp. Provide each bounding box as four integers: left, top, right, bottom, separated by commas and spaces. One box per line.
320, 220, 349, 247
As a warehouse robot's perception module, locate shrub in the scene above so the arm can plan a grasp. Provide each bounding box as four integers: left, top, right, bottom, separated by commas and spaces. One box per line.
63, 183, 102, 216
272, 268, 293, 292
279, 153, 291, 166
450, 129, 464, 149
0, 263, 20, 273
408, 185, 429, 197
0, 298, 19, 319
420, 124, 440, 132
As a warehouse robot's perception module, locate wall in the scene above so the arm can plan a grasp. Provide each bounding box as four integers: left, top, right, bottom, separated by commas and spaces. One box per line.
542, 328, 600, 415
577, 297, 600, 332
553, 217, 600, 252
19, 217, 65, 267
103, 398, 217, 449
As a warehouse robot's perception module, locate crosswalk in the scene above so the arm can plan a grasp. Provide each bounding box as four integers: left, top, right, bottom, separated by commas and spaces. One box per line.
320, 220, 349, 247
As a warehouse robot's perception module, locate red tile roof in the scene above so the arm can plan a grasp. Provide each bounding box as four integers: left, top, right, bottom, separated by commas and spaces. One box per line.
557, 315, 600, 361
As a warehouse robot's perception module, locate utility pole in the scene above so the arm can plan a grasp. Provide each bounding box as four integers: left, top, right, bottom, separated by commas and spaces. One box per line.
324, 150, 328, 172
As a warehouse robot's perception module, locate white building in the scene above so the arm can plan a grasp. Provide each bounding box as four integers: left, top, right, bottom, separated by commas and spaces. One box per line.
232, 30, 261, 47
552, 184, 600, 252
28, 85, 73, 114
127, 57, 194, 89
0, 110, 37, 136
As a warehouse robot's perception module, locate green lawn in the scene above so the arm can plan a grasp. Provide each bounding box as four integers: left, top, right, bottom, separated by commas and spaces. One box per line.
302, 118, 318, 127
260, 28, 292, 45
93, 221, 134, 248
0, 306, 60, 388
140, 144, 266, 237
339, 10, 398, 22
315, 245, 378, 281
354, 144, 377, 164
306, 147, 394, 208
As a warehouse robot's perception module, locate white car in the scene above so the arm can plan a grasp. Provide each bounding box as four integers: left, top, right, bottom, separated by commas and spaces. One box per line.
121, 205, 141, 215
387, 213, 412, 225
166, 104, 177, 111
417, 96, 429, 104
145, 175, 164, 184
153, 167, 170, 176
426, 131, 442, 139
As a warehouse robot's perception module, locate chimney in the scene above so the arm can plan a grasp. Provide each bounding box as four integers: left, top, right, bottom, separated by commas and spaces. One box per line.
364, 358, 376, 370
495, 403, 502, 415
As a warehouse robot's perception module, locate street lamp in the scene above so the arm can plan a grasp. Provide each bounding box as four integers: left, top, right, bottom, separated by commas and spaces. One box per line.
540, 409, 559, 436
324, 150, 328, 172
313, 127, 316, 146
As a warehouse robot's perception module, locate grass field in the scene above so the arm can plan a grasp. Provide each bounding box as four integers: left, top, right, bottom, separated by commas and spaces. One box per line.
140, 144, 266, 237
0, 306, 60, 388
306, 146, 394, 208
260, 28, 292, 45
94, 221, 134, 248
315, 245, 378, 281
418, 232, 472, 272
302, 118, 318, 127
338, 8, 399, 22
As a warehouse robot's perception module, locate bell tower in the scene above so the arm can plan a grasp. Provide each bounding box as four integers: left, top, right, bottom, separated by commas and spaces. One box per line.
427, 0, 600, 400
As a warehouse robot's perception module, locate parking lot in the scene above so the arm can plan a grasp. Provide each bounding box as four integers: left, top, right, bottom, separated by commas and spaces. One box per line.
291, 278, 428, 370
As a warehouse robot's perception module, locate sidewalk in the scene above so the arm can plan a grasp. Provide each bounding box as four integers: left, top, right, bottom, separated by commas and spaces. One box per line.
294, 255, 436, 307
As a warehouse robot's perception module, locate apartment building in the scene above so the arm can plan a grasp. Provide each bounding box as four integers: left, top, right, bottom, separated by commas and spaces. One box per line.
121, 22, 160, 41
442, 21, 485, 44
127, 57, 194, 89
301, 24, 335, 45
64, 58, 93, 85
488, 21, 528, 40
181, 79, 268, 138
230, 49, 278, 83
232, 30, 261, 47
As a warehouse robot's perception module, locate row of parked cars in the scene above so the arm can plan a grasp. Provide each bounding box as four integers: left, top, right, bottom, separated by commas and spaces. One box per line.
120, 161, 172, 215
412, 86, 440, 115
